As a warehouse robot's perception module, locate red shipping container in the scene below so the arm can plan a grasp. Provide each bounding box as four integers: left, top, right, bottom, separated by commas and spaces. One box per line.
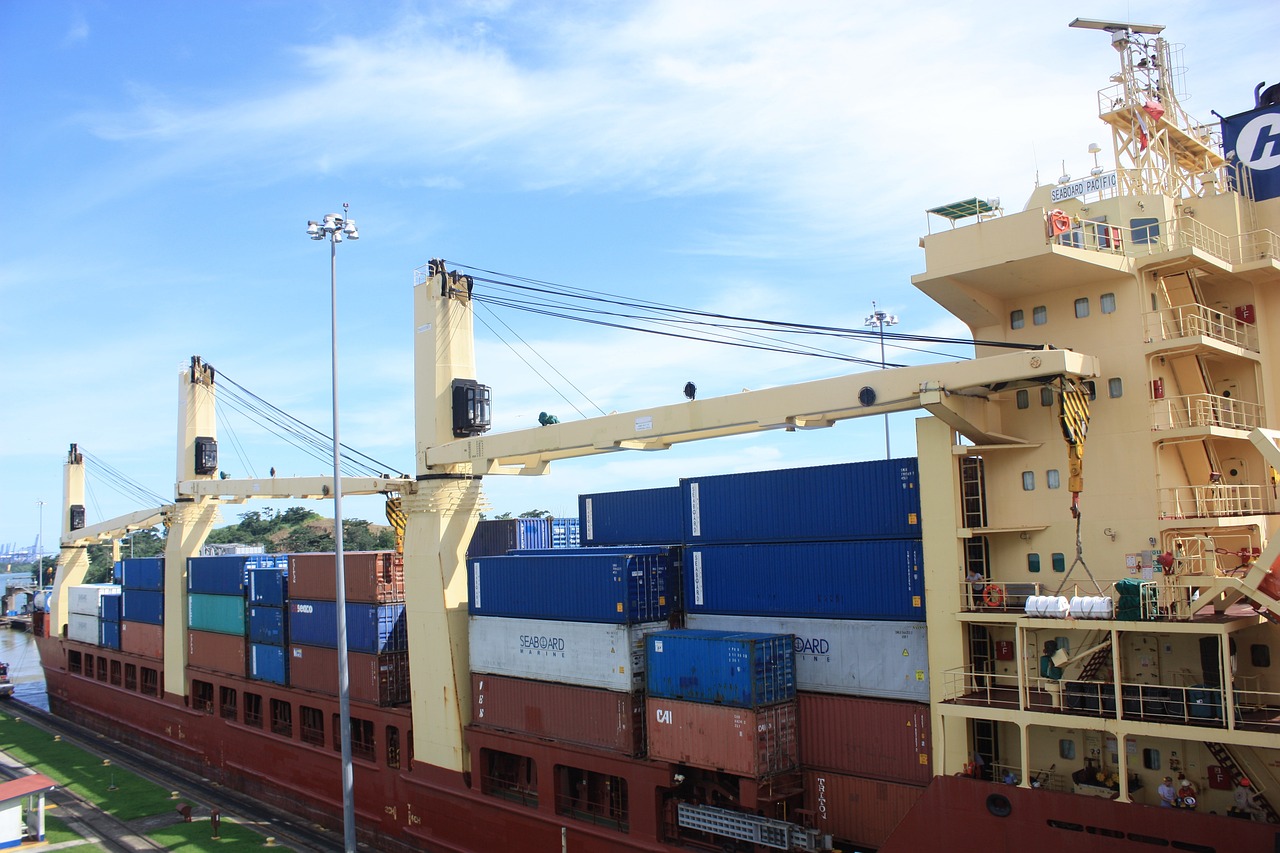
470, 673, 645, 757
120, 620, 163, 659
288, 552, 405, 603
797, 692, 932, 785
803, 769, 924, 849
287, 644, 410, 706
647, 698, 796, 778
187, 629, 246, 676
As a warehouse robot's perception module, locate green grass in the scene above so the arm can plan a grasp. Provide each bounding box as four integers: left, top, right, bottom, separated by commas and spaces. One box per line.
148, 816, 275, 850
43, 812, 103, 848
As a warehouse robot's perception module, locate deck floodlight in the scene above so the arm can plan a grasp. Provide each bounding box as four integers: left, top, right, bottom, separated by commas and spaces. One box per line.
307, 221, 321, 238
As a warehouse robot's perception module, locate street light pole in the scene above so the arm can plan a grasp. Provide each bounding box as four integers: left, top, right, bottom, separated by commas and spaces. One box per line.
36, 500, 45, 585
306, 206, 359, 853
864, 302, 899, 459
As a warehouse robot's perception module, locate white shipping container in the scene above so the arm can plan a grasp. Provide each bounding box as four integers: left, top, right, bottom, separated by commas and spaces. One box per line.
68, 612, 101, 645
67, 584, 121, 617
685, 614, 929, 701
469, 616, 667, 691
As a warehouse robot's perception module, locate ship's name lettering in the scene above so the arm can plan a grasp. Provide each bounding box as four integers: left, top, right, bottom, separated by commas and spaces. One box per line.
794, 636, 830, 655
519, 634, 565, 651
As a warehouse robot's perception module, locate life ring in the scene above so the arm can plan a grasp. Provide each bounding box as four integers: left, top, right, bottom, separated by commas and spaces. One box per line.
1048, 209, 1072, 236
985, 586, 1006, 607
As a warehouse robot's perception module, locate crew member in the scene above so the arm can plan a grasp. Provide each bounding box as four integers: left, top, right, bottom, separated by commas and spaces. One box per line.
1157, 776, 1176, 808
1234, 777, 1265, 821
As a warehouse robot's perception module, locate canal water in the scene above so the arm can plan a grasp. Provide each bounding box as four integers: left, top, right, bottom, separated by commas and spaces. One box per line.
0, 628, 47, 709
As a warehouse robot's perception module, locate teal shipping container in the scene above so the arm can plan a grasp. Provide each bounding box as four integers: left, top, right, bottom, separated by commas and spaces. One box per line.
188, 593, 247, 635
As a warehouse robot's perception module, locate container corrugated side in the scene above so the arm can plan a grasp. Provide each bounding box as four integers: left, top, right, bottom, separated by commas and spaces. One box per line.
248, 605, 287, 645
579, 486, 684, 546
287, 645, 410, 705
682, 458, 921, 543
686, 614, 929, 701
120, 621, 163, 658
250, 644, 288, 684
188, 593, 246, 635
469, 552, 672, 623
646, 630, 795, 708
119, 557, 165, 591
287, 552, 405, 603
646, 698, 797, 777
684, 540, 924, 621
100, 593, 122, 623
247, 568, 287, 606
67, 584, 121, 618
187, 554, 272, 595
121, 589, 164, 625
68, 612, 99, 645
287, 600, 406, 654
99, 620, 121, 650
470, 673, 644, 756
803, 769, 925, 850
188, 629, 246, 675
797, 692, 932, 784
468, 617, 664, 692
465, 518, 553, 559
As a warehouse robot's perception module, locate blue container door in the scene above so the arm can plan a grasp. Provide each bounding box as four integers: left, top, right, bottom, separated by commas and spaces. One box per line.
250, 643, 288, 684
121, 589, 164, 624
249, 606, 287, 645
248, 569, 286, 606
99, 620, 122, 650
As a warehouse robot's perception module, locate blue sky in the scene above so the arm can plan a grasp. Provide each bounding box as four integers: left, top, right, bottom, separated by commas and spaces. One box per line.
1, 1, 1274, 553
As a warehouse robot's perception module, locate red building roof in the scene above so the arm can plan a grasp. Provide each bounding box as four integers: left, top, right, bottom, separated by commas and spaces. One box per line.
0, 774, 56, 802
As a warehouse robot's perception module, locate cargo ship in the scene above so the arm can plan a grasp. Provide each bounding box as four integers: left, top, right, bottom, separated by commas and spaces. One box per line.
35, 17, 1280, 853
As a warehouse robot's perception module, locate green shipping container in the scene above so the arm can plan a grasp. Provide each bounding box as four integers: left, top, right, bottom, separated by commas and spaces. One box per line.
188, 592, 246, 635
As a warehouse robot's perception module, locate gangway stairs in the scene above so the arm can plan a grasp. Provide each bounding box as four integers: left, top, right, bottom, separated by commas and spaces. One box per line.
1205, 741, 1279, 824
677, 803, 832, 851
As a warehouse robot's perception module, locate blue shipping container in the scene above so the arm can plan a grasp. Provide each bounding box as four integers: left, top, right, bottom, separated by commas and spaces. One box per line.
646, 629, 795, 708
100, 594, 122, 623
250, 643, 288, 684
469, 551, 672, 623
120, 589, 164, 624
288, 600, 407, 654
579, 486, 684, 546
249, 605, 287, 645
682, 458, 921, 544
119, 558, 165, 591
247, 568, 288, 606
684, 540, 925, 621
551, 517, 580, 548
466, 518, 552, 559
99, 620, 122, 650
188, 554, 275, 596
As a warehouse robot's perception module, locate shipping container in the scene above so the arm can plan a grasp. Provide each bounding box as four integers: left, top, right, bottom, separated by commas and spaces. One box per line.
646, 698, 797, 777
188, 593, 246, 635
67, 584, 120, 618
287, 599, 406, 654
99, 620, 121, 650
646, 630, 795, 708
686, 614, 929, 701
187, 553, 273, 596
797, 692, 932, 784
468, 617, 665, 692
803, 769, 925, 850
684, 540, 924, 621
469, 551, 672, 624
287, 645, 410, 705
550, 517, 580, 548
68, 612, 99, 645
466, 517, 553, 559
579, 486, 684, 546
187, 629, 247, 675
120, 620, 163, 658
247, 568, 288, 606
287, 552, 405, 603
250, 643, 288, 684
469, 673, 644, 756
121, 589, 164, 625
100, 593, 122, 623
248, 605, 287, 645
682, 459, 921, 544
119, 557, 165, 591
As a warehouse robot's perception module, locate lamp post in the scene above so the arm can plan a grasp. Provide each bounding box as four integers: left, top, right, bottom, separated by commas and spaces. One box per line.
306, 205, 359, 852
36, 500, 45, 584
864, 302, 899, 459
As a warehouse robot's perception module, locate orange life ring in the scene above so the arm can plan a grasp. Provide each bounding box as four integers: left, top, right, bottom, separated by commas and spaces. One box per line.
984, 585, 1006, 607
1049, 210, 1072, 236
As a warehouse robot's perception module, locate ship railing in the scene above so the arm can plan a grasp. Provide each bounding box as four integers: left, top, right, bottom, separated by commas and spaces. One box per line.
1149, 393, 1264, 432
1156, 484, 1265, 519
988, 763, 1068, 793
1142, 302, 1260, 351
941, 666, 1022, 707
1053, 211, 1280, 272
959, 580, 1042, 613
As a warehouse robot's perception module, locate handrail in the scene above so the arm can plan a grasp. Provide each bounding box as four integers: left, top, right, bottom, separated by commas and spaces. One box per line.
1149, 393, 1264, 431
1157, 484, 1265, 519
1143, 302, 1260, 351
1050, 212, 1279, 270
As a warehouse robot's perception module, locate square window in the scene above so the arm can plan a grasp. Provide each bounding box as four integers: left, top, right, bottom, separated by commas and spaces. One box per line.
1084, 380, 1097, 400
1052, 553, 1066, 572
1022, 471, 1035, 491
1059, 739, 1076, 760
1131, 217, 1160, 245
1108, 378, 1123, 398
1251, 644, 1271, 667
1041, 386, 1054, 407
1016, 389, 1029, 409
1033, 306, 1047, 326
1011, 309, 1025, 330
1101, 292, 1116, 314
1028, 554, 1041, 573
1047, 469, 1061, 489
1075, 297, 1090, 318
1142, 748, 1161, 771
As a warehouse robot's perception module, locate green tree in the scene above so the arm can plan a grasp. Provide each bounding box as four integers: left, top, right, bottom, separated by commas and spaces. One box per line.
519, 510, 552, 518
284, 526, 333, 553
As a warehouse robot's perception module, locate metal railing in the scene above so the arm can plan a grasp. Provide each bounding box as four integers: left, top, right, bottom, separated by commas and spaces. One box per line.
1150, 393, 1264, 431
1143, 302, 1260, 351
1156, 484, 1265, 519
988, 762, 1068, 792
959, 580, 1044, 613
1051, 212, 1279, 271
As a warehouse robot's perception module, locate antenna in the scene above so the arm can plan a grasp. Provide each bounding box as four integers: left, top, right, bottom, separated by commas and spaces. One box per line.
1068, 18, 1164, 35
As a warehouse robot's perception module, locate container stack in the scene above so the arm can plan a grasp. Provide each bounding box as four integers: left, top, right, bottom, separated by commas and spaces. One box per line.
67, 584, 120, 647
645, 629, 798, 778
119, 557, 164, 658
578, 485, 683, 546
466, 547, 674, 756
247, 557, 289, 684
287, 552, 410, 705
187, 554, 270, 678
466, 517, 552, 559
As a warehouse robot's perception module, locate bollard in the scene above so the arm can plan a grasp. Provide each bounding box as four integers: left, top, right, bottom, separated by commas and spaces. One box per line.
102, 759, 111, 766
170, 791, 180, 799
53, 735, 61, 742
264, 837, 276, 847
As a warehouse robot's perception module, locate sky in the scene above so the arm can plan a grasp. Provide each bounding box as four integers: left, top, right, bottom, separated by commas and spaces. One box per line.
1, 0, 1275, 554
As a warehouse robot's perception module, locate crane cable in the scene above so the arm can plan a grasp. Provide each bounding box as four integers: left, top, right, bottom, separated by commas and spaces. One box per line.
1054, 377, 1103, 596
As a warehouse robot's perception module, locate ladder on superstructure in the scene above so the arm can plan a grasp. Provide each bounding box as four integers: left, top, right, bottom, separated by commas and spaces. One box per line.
1205, 741, 1279, 823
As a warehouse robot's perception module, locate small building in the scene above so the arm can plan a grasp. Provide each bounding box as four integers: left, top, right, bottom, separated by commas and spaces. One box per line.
0, 773, 55, 847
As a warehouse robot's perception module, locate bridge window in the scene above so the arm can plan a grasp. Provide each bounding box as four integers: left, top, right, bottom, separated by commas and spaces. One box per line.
1033, 305, 1047, 325
1011, 309, 1025, 330
555, 765, 628, 832
1108, 378, 1123, 398
192, 679, 214, 714
1028, 554, 1041, 573
1046, 470, 1061, 489
481, 749, 538, 807
300, 706, 324, 746
1075, 297, 1090, 319
1022, 471, 1036, 491
1100, 292, 1116, 314
270, 698, 293, 738
1130, 217, 1160, 245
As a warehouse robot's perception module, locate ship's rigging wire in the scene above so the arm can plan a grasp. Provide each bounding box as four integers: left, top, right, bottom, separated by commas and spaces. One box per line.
473, 304, 604, 419
214, 403, 258, 480
79, 448, 169, 509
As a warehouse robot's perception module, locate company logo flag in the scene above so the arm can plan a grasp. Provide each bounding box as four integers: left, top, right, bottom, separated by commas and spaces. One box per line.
1223, 104, 1280, 201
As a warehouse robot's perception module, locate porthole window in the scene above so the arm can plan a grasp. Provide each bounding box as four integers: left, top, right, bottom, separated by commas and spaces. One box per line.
1075, 297, 1090, 318
1011, 309, 1025, 330
1101, 292, 1116, 314
1033, 306, 1047, 326
1022, 471, 1036, 491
